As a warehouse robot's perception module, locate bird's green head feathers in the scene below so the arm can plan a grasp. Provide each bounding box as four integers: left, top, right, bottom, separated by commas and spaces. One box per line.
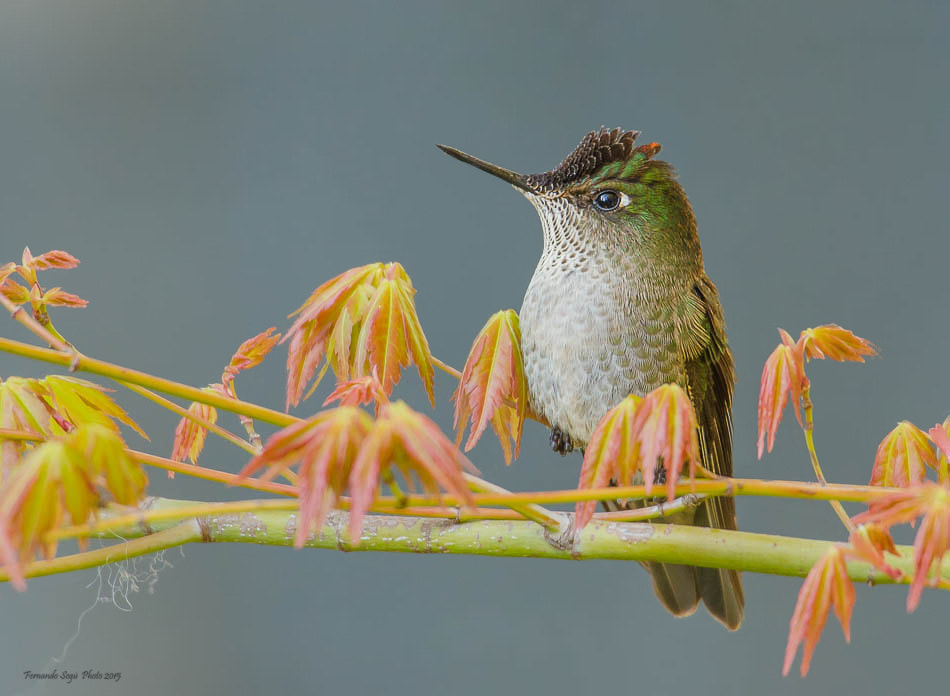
438, 127, 691, 230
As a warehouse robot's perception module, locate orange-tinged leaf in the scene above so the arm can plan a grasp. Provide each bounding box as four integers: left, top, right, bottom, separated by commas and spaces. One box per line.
30, 250, 80, 271
283, 263, 435, 409
44, 376, 148, 439
347, 419, 393, 540
853, 483, 950, 611
870, 421, 935, 487
383, 401, 477, 494
633, 384, 701, 500
295, 408, 371, 547
453, 310, 527, 464
222, 328, 281, 386
239, 401, 474, 547
852, 486, 930, 528
239, 407, 373, 545
171, 393, 219, 465
329, 305, 355, 380
0, 261, 14, 286
930, 422, 950, 461
392, 270, 436, 405
488, 405, 521, 466
801, 325, 877, 363
353, 278, 409, 398
783, 546, 855, 677
41, 287, 88, 308
575, 395, 641, 529
905, 487, 950, 611
756, 335, 804, 459
323, 370, 389, 411
352, 266, 436, 405
1, 279, 30, 305
846, 523, 901, 580
16, 247, 37, 285
284, 263, 382, 409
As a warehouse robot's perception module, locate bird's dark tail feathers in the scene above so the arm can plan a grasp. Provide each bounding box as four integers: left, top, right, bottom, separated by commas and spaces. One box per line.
604, 496, 744, 630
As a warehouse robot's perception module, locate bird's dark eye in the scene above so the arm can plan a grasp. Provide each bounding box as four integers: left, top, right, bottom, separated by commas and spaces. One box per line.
593, 190, 621, 211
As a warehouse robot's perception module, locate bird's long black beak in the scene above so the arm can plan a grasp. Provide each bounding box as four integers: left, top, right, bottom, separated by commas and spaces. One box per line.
437, 144, 535, 193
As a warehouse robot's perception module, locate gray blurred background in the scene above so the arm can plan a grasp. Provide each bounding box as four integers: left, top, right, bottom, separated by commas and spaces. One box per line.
1, 1, 948, 694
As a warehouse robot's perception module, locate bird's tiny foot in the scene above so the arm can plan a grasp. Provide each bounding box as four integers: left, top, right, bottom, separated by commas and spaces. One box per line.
550, 426, 574, 456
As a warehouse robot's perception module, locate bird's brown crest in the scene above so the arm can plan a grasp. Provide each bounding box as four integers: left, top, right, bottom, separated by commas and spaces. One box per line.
525, 127, 660, 193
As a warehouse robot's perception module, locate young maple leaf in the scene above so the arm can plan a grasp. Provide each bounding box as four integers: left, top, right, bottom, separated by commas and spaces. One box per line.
284, 263, 435, 409
239, 407, 372, 546
930, 420, 950, 483
284, 264, 381, 408
40, 287, 88, 308
801, 325, 877, 363
870, 421, 936, 487
239, 401, 475, 546
756, 329, 804, 459
221, 327, 281, 389
1, 279, 30, 305
171, 388, 220, 465
903, 488, 950, 611
453, 309, 527, 465
634, 384, 701, 501
1, 249, 85, 308
0, 424, 145, 590
853, 483, 950, 611
323, 369, 389, 412
43, 376, 148, 439
0, 261, 15, 286
351, 266, 435, 404
0, 442, 86, 588
70, 424, 147, 506
25, 249, 80, 272
0, 377, 57, 436
846, 523, 901, 580
574, 384, 701, 530
783, 546, 855, 677
348, 401, 476, 543
0, 377, 58, 472
575, 395, 641, 529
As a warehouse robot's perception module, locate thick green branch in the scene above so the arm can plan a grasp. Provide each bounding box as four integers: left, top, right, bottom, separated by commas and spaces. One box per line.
6, 497, 947, 589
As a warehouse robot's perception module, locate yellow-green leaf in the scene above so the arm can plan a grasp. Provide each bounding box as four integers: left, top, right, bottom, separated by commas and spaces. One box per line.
45, 376, 147, 439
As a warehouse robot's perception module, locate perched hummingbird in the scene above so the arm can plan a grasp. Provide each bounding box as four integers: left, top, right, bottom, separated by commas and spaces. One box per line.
439, 128, 743, 629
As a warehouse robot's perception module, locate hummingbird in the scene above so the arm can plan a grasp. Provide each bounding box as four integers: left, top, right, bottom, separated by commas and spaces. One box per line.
438, 128, 743, 629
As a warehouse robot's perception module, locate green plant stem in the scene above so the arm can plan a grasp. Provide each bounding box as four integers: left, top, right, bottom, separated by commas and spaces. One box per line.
3, 522, 197, 582
0, 336, 296, 428
596, 493, 708, 522
129, 449, 297, 497
1, 293, 72, 352
431, 355, 461, 379
376, 477, 904, 509
120, 380, 257, 456
801, 383, 854, 531
462, 472, 562, 531
0, 426, 911, 509
7, 498, 949, 589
